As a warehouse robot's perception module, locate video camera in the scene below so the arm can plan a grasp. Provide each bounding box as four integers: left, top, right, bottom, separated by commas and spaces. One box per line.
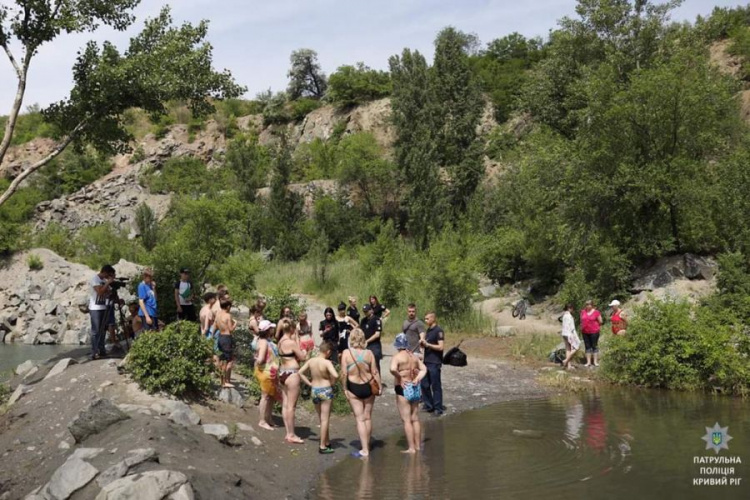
110, 277, 130, 292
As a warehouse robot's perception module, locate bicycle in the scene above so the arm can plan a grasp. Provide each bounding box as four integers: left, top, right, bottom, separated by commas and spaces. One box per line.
512, 299, 529, 320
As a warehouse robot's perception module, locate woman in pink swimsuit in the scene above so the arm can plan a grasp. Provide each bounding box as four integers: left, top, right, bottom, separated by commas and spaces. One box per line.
297, 311, 315, 355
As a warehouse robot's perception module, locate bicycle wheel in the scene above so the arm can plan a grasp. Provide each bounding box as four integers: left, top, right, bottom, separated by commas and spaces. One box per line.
512, 304, 520, 318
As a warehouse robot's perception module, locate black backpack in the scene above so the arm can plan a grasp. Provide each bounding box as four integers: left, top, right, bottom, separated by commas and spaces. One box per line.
443, 340, 468, 367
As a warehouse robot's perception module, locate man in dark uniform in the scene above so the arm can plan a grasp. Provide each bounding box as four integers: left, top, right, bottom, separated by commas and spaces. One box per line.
361, 304, 383, 378
420, 311, 445, 416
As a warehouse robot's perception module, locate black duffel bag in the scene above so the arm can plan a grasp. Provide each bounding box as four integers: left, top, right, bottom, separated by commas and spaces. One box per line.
443, 340, 468, 367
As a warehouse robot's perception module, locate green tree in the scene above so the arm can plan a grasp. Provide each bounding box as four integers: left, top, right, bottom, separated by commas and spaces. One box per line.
34, 147, 111, 199
327, 63, 392, 107
225, 134, 270, 203
268, 134, 308, 260
432, 27, 485, 216
0, 4, 244, 207
287, 48, 327, 100
135, 202, 158, 251
389, 48, 443, 248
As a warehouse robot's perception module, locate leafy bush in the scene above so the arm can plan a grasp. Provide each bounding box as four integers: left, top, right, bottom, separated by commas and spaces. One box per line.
135, 203, 158, 251
0, 181, 45, 255
27, 254, 43, 270
142, 157, 231, 195
232, 327, 255, 370
262, 282, 305, 322
74, 224, 143, 271
602, 299, 750, 395
214, 250, 263, 302
289, 98, 322, 121
33, 223, 75, 257
427, 230, 478, 318
225, 134, 270, 203
35, 148, 112, 199
127, 321, 216, 397
262, 92, 292, 126
0, 106, 58, 146
327, 63, 392, 107
481, 228, 526, 283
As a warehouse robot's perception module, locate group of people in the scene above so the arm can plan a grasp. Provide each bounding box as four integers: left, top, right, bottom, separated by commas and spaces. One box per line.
559, 299, 628, 369
89, 265, 448, 457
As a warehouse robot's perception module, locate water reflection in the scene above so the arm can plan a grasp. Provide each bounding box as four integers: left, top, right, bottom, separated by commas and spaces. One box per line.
315, 389, 750, 499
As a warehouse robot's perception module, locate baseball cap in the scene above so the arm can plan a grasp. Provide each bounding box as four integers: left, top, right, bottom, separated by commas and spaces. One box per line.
608, 299, 621, 307
393, 333, 409, 350
363, 304, 372, 312
180, 268, 190, 274
258, 319, 276, 332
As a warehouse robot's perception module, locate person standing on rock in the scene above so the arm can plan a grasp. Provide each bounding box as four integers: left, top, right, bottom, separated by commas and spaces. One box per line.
137, 268, 158, 332
361, 304, 383, 377
560, 303, 581, 370
215, 298, 238, 388
609, 300, 628, 335
174, 268, 196, 322
402, 303, 426, 358
420, 312, 445, 416
199, 292, 217, 337
89, 264, 116, 360
581, 300, 603, 367
390, 333, 427, 453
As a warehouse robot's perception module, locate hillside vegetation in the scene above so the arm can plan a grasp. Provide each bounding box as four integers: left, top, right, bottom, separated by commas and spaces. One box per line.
2, 2, 750, 392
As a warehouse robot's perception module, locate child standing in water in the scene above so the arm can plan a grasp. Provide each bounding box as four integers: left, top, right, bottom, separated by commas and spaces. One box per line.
299, 342, 339, 454
390, 333, 427, 453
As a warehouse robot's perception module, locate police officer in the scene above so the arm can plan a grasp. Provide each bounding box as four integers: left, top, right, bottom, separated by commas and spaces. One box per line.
361, 304, 383, 378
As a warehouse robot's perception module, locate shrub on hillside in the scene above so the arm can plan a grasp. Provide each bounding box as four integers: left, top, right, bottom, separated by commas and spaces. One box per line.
289, 98, 322, 121
427, 230, 478, 318
27, 254, 43, 270
327, 63, 392, 107
263, 283, 305, 321
602, 299, 750, 395
127, 321, 215, 397
215, 250, 263, 302
142, 157, 231, 195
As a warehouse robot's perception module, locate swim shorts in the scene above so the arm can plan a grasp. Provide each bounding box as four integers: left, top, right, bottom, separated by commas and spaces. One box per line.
312, 386, 334, 405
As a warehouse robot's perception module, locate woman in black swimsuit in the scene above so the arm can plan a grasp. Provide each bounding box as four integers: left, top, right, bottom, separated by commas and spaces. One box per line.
340, 328, 381, 458
278, 319, 307, 444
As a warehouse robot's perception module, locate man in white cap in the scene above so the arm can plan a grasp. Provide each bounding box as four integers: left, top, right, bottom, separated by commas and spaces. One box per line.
609, 299, 627, 335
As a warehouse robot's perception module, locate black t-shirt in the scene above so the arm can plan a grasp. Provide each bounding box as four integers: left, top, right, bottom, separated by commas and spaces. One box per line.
348, 306, 360, 325
424, 325, 445, 365
361, 315, 383, 355
319, 319, 339, 346
372, 303, 387, 318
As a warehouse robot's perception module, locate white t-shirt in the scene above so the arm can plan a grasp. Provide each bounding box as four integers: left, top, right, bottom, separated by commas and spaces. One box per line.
175, 281, 193, 306
89, 274, 108, 311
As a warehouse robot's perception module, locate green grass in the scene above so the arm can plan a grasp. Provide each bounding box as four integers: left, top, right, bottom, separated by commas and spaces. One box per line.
509, 332, 561, 361
255, 256, 496, 337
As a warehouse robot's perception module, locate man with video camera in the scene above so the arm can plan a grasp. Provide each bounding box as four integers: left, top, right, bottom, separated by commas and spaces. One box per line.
89, 264, 117, 360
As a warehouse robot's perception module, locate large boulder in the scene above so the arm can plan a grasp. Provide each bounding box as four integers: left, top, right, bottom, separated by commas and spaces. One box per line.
43, 358, 77, 381
44, 457, 99, 500
96, 448, 158, 488
630, 254, 717, 292
95, 470, 192, 500
68, 399, 130, 443
202, 424, 229, 442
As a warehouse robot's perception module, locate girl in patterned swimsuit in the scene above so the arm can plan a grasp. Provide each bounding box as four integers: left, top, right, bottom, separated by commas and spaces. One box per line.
299, 342, 339, 454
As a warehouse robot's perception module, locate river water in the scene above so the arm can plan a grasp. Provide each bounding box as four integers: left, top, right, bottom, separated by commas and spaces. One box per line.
314, 390, 750, 499
0, 344, 77, 379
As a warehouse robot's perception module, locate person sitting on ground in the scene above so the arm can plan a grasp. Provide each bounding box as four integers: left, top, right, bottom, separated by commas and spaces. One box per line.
174, 268, 196, 322
420, 311, 445, 416
278, 318, 308, 444
560, 303, 581, 370
215, 298, 238, 388
609, 299, 628, 335
368, 295, 390, 320
297, 310, 315, 355
137, 268, 158, 332
199, 292, 217, 338
341, 328, 382, 458
299, 341, 339, 454
126, 301, 143, 340
254, 320, 280, 431
390, 333, 427, 454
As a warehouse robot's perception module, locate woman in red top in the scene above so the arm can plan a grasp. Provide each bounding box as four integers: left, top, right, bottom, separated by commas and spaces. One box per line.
609, 300, 627, 335
580, 300, 603, 367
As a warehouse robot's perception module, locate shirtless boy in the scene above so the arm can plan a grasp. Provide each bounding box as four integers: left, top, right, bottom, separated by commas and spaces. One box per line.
199, 292, 217, 337
390, 333, 427, 453
209, 285, 229, 339
299, 342, 339, 454
214, 298, 237, 388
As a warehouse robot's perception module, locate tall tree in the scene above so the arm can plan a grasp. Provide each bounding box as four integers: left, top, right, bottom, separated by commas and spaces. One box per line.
287, 48, 327, 100
389, 49, 443, 249
432, 27, 485, 216
268, 133, 307, 260
0, 3, 244, 207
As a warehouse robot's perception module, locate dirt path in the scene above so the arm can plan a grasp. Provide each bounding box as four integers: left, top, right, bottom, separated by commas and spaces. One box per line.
478, 297, 561, 336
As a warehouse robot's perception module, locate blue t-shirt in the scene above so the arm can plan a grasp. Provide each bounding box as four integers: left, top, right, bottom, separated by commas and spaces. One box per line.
138, 281, 158, 318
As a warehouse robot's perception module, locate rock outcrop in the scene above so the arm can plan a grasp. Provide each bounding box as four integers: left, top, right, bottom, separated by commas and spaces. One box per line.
68, 398, 130, 444
0, 249, 139, 345
630, 254, 717, 293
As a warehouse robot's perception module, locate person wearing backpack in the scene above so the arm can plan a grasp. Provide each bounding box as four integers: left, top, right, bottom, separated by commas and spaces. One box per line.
390, 333, 427, 453
420, 311, 445, 416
